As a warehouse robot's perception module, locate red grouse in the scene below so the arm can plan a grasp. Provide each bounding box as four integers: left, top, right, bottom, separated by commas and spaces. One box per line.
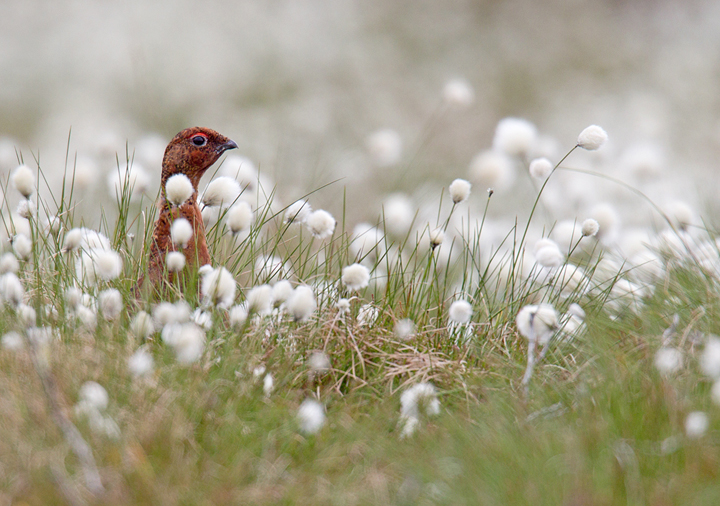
140, 127, 237, 291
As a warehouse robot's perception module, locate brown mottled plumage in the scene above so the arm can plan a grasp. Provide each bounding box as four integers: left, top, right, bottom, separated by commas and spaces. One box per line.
140, 127, 237, 292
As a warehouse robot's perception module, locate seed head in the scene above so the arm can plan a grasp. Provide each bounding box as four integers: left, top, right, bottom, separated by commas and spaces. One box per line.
63, 228, 83, 253
284, 200, 312, 224
468, 150, 515, 191
493, 117, 537, 157
128, 347, 154, 378
287, 285, 316, 322
271, 280, 294, 306
382, 193, 414, 237
11, 165, 35, 198
448, 299, 472, 324
171, 218, 193, 249
654, 347, 683, 376
581, 218, 600, 237
165, 174, 193, 206
201, 266, 236, 308
305, 209, 336, 239
247, 284, 274, 315
366, 129, 402, 167
685, 411, 709, 439
201, 176, 241, 207
516, 304, 559, 345
442, 78, 475, 108
78, 381, 109, 411
394, 318, 416, 340
0, 253, 19, 274
226, 201, 253, 234
12, 234, 31, 261
98, 288, 123, 321
297, 399, 326, 435
529, 157, 553, 179
342, 263, 370, 291
577, 125, 608, 151
166, 251, 186, 272
130, 311, 155, 339
449, 178, 471, 204
429, 228, 445, 250
0, 273, 24, 306
228, 304, 248, 328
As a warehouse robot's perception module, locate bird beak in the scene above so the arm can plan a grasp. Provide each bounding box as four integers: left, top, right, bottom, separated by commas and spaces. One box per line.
217, 139, 238, 154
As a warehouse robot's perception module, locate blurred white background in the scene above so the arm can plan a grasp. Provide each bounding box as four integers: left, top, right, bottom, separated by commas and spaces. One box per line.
2, 0, 720, 224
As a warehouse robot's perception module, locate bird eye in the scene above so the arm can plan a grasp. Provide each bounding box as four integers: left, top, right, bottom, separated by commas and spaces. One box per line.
192, 135, 207, 147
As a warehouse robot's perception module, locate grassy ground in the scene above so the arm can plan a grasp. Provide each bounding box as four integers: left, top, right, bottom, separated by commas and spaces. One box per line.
1, 149, 720, 505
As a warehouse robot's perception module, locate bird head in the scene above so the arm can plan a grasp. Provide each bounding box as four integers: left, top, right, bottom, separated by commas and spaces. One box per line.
161, 127, 238, 189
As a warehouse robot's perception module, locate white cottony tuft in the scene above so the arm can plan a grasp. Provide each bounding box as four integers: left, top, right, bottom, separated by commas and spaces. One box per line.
308, 351, 331, 373
665, 201, 694, 230
78, 381, 109, 411
493, 118, 537, 157
529, 157, 554, 179
535, 240, 564, 268
166, 251, 186, 272
11, 165, 35, 198
700, 336, 720, 379
98, 289, 123, 321
128, 347, 154, 378
442, 78, 475, 108
516, 304, 559, 345
712, 381, 720, 406
0, 253, 19, 274
366, 128, 403, 167
429, 228, 445, 250
153, 301, 189, 328
448, 299, 472, 324
468, 150, 515, 191
577, 125, 608, 151
1, 331, 23, 351
400, 382, 440, 438
263, 373, 274, 396
581, 219, 600, 237
0, 272, 24, 306
130, 311, 155, 339
228, 304, 248, 328
382, 193, 414, 237
654, 347, 683, 376
357, 303, 379, 327
287, 285, 317, 322
336, 298, 351, 315
342, 263, 370, 291
171, 218, 193, 249
305, 209, 336, 239
12, 234, 32, 261
165, 323, 206, 365
297, 399, 326, 435
77, 248, 123, 284
394, 318, 416, 341
17, 304, 36, 328
246, 284, 274, 315
226, 201, 253, 234
201, 266, 236, 308
201, 177, 241, 207
165, 174, 194, 206
449, 178, 471, 204
285, 200, 312, 224
16, 199, 35, 220
271, 280, 294, 306
63, 228, 83, 252
685, 411, 709, 439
